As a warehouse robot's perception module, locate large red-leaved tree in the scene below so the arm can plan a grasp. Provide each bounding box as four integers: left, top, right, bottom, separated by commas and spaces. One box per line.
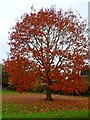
4, 6, 88, 100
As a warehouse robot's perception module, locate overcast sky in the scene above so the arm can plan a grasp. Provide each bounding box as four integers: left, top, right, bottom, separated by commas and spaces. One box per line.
0, 0, 89, 63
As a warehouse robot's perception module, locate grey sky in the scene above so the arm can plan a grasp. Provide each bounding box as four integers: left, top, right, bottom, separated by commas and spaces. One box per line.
0, 0, 89, 63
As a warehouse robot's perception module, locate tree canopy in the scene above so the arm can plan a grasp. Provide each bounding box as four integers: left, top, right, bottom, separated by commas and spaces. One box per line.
4, 6, 88, 100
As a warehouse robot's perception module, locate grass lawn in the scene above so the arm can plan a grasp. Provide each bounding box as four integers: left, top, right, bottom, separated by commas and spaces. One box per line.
2, 88, 19, 94
3, 110, 88, 118
2, 89, 89, 118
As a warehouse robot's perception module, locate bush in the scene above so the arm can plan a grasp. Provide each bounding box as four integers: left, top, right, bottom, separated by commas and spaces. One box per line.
52, 90, 64, 95
7, 85, 16, 91
35, 85, 44, 93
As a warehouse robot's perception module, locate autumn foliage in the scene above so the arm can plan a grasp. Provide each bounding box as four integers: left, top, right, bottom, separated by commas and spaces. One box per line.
4, 6, 88, 100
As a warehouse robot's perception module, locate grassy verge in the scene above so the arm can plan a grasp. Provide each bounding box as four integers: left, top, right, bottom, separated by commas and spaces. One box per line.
2, 110, 88, 118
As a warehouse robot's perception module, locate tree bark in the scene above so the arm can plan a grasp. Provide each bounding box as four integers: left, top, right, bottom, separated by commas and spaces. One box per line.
45, 86, 53, 101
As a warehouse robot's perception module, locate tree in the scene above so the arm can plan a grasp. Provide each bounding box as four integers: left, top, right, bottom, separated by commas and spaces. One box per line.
2, 65, 9, 87
4, 6, 88, 100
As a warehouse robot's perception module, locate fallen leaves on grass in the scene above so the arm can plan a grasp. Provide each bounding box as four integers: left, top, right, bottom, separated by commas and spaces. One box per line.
2, 93, 88, 114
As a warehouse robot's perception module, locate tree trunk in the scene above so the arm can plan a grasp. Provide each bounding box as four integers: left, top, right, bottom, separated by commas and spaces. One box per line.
45, 69, 53, 100
45, 86, 53, 101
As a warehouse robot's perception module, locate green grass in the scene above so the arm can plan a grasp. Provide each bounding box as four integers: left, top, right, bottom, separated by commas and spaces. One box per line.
2, 88, 32, 94
2, 110, 88, 118
2, 88, 44, 95
2, 89, 18, 94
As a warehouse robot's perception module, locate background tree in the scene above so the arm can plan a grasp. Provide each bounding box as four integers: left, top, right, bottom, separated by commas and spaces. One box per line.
2, 65, 9, 87
4, 6, 88, 100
